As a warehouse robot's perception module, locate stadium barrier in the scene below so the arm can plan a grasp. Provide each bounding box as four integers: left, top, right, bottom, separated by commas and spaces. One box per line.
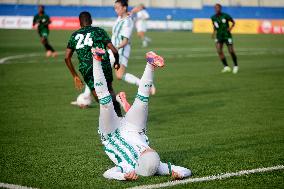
193, 19, 284, 34
0, 16, 192, 31
1, 16, 284, 34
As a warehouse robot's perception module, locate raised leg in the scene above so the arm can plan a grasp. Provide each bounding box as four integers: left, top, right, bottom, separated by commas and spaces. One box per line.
124, 52, 164, 131
92, 48, 120, 134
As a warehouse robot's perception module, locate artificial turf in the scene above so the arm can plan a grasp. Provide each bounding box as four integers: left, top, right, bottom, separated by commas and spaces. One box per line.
0, 29, 283, 189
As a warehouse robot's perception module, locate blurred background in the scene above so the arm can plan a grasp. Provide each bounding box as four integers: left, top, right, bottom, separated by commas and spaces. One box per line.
0, 0, 284, 34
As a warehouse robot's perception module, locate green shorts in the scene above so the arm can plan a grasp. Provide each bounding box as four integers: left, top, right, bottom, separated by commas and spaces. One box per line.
79, 61, 113, 91
38, 29, 49, 38
215, 37, 233, 45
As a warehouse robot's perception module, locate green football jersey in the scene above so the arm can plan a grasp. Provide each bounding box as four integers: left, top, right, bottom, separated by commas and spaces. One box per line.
67, 26, 113, 88
211, 13, 233, 40
33, 14, 50, 35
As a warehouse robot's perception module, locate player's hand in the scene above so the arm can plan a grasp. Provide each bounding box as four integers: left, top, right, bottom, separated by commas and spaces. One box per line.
113, 61, 120, 70
228, 27, 232, 32
124, 171, 138, 180
171, 170, 183, 180
73, 76, 84, 90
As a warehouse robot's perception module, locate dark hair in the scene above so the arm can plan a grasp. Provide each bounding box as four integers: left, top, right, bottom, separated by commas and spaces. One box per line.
115, 0, 128, 8
215, 3, 222, 8
79, 11, 92, 25
38, 5, 44, 9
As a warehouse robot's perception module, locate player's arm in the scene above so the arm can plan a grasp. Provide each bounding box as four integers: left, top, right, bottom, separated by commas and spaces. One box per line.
228, 18, 235, 32
211, 20, 216, 39
117, 37, 129, 49
103, 167, 138, 181
107, 42, 120, 70
64, 48, 83, 90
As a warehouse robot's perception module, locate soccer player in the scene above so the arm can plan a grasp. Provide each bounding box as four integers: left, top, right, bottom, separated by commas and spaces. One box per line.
111, 0, 156, 95
33, 5, 57, 57
211, 4, 239, 74
92, 47, 191, 180
131, 4, 151, 47
65, 11, 123, 116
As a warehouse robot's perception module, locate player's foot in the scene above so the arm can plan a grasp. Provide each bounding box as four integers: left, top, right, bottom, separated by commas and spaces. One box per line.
233, 66, 239, 74
150, 84, 156, 95
52, 51, 58, 58
46, 50, 52, 57
91, 47, 105, 61
116, 92, 131, 112
70, 101, 78, 105
221, 66, 231, 73
146, 51, 165, 68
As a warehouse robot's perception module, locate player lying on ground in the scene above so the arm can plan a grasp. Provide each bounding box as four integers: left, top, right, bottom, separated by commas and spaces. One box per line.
65, 11, 122, 115
211, 3, 239, 74
92, 47, 191, 180
33, 5, 57, 58
111, 0, 156, 95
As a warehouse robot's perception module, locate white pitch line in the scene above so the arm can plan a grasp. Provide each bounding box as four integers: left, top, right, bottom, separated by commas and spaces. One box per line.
0, 51, 64, 64
128, 165, 284, 189
0, 183, 38, 189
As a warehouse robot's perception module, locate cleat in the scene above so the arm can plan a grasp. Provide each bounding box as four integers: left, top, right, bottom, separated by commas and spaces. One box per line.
146, 51, 165, 68
233, 66, 239, 74
116, 92, 131, 112
70, 101, 78, 105
91, 47, 105, 61
221, 66, 231, 73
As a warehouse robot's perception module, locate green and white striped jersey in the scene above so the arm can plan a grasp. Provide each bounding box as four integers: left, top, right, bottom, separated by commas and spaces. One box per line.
111, 16, 134, 48
99, 127, 149, 173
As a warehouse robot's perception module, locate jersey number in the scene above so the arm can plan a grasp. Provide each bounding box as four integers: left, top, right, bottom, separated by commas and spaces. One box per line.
75, 33, 93, 49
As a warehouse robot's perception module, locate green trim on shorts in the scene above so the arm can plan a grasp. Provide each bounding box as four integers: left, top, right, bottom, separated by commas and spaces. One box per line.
108, 137, 136, 168
136, 94, 149, 103
104, 147, 122, 163
114, 131, 139, 161
99, 95, 112, 105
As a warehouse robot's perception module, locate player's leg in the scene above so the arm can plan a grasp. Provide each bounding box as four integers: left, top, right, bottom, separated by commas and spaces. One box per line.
227, 43, 238, 74
92, 48, 120, 134
216, 41, 231, 73
41, 30, 57, 57
124, 51, 164, 131
115, 53, 156, 95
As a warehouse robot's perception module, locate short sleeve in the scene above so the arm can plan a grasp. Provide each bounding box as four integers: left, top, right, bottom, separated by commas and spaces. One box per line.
67, 34, 75, 50
226, 14, 233, 21
121, 18, 134, 39
118, 162, 134, 173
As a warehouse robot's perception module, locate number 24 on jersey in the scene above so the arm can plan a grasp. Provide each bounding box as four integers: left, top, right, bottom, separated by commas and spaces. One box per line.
75, 33, 93, 49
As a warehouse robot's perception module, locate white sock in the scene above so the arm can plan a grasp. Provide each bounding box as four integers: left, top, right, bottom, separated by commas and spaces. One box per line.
137, 64, 154, 98
82, 85, 91, 98
122, 73, 140, 86
93, 58, 111, 103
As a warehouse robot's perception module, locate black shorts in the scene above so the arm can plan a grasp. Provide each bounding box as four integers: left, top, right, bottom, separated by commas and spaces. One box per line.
215, 38, 233, 45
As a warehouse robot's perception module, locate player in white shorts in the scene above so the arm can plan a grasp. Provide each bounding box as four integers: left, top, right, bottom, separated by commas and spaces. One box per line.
92, 47, 191, 180
111, 0, 156, 97
131, 4, 151, 47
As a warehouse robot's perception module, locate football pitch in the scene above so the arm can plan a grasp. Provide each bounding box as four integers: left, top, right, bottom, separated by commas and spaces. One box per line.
0, 29, 283, 189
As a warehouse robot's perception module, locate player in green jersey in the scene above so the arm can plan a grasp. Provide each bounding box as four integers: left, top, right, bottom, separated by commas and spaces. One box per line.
211, 4, 239, 74
65, 12, 122, 116
33, 5, 57, 58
